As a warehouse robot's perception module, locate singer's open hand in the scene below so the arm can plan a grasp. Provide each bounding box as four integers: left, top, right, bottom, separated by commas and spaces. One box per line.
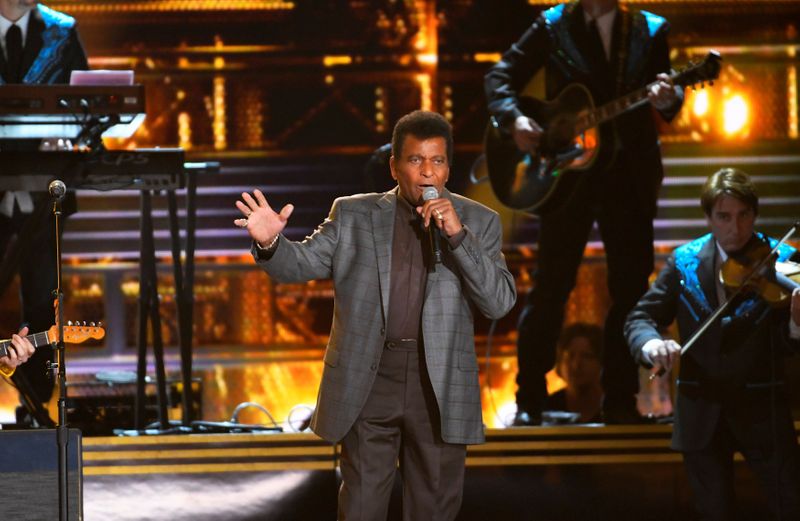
235, 189, 294, 247
417, 198, 463, 237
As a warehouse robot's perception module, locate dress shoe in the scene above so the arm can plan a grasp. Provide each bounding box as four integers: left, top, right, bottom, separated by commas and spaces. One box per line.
511, 410, 542, 427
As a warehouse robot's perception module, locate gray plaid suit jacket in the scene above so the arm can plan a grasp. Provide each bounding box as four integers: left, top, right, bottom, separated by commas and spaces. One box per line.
254, 187, 516, 445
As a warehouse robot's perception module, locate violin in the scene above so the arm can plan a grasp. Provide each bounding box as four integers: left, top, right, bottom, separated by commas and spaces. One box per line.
719, 239, 800, 307
650, 224, 800, 380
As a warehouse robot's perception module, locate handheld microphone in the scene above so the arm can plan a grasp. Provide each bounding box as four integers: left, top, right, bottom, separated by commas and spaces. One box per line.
48, 179, 67, 201
422, 187, 442, 264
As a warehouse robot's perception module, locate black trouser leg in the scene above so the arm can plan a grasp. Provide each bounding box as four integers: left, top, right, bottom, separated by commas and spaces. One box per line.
682, 420, 737, 521
515, 184, 595, 415
739, 410, 800, 520
596, 187, 655, 412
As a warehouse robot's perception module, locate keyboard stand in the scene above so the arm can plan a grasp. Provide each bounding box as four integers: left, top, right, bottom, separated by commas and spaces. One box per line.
132, 161, 218, 433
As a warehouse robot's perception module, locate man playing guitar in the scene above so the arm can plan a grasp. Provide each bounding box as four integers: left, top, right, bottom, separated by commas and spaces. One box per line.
485, 0, 683, 425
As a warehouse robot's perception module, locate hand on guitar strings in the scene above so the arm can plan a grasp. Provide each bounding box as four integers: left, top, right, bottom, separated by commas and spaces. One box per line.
235, 189, 294, 249
648, 72, 680, 111
512, 115, 543, 153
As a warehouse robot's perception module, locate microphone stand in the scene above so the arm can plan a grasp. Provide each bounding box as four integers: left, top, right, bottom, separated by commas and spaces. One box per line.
49, 180, 70, 521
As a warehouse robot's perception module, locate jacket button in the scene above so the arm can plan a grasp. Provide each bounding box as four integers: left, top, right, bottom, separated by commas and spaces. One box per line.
387, 341, 396, 348
380, 327, 385, 335
370, 363, 377, 371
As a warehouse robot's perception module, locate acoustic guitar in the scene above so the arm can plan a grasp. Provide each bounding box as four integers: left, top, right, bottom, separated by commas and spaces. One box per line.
484, 50, 722, 215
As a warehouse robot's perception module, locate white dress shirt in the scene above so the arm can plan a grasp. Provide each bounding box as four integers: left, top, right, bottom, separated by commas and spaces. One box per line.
583, 8, 617, 61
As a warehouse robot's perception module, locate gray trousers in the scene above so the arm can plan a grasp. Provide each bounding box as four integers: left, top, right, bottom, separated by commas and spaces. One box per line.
338, 340, 466, 521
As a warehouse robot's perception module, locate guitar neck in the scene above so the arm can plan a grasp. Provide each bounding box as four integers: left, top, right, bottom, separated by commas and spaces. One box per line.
577, 84, 652, 133
0, 331, 51, 358
573, 51, 721, 134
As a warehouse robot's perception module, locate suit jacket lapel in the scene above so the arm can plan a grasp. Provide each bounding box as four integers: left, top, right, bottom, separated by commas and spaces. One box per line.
565, 2, 592, 76
20, 9, 44, 80
0, 46, 7, 83
608, 7, 626, 96
697, 237, 719, 310
372, 189, 396, 322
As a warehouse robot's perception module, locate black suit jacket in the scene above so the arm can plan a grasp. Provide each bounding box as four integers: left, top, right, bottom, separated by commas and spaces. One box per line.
625, 233, 800, 451
484, 1, 683, 204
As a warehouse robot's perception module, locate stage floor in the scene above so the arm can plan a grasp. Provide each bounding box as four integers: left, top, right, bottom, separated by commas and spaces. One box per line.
66, 423, 800, 520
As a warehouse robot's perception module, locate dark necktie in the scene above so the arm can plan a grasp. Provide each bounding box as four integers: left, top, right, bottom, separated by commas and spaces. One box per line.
5, 23, 23, 83
585, 20, 615, 99
586, 20, 607, 67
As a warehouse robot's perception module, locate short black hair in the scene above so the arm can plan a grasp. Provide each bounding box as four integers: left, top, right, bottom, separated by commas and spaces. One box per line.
700, 168, 759, 216
391, 110, 453, 165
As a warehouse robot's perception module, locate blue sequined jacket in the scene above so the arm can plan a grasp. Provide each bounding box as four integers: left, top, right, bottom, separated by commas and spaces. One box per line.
625, 233, 800, 450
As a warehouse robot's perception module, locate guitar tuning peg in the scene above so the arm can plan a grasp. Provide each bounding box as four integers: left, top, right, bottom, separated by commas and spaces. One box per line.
82, 321, 87, 326
97, 322, 103, 327
67, 320, 73, 326
90, 322, 96, 327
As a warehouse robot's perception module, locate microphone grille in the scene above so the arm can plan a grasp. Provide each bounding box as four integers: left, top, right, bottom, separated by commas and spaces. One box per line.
48, 179, 67, 199
422, 187, 439, 201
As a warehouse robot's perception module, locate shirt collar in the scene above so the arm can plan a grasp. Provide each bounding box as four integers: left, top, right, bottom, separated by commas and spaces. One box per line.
396, 191, 417, 219
715, 241, 729, 263
0, 9, 32, 50
583, 8, 617, 60
583, 7, 617, 28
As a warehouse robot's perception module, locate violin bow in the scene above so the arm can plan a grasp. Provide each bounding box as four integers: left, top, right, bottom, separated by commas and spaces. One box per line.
651, 221, 800, 379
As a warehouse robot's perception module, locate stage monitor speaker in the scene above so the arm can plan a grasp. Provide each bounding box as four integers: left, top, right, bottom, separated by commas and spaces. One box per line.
0, 428, 83, 520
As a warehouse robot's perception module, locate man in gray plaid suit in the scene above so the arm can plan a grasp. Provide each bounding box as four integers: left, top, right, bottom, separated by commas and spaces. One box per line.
236, 110, 516, 520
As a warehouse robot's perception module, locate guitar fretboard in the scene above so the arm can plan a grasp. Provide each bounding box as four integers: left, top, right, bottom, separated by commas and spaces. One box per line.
0, 331, 51, 358
577, 86, 652, 131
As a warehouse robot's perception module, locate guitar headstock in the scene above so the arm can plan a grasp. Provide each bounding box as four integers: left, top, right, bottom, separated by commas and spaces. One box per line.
673, 50, 722, 89
48, 322, 106, 344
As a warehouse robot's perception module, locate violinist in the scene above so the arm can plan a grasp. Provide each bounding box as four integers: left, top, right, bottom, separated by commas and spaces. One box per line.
625, 168, 800, 521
